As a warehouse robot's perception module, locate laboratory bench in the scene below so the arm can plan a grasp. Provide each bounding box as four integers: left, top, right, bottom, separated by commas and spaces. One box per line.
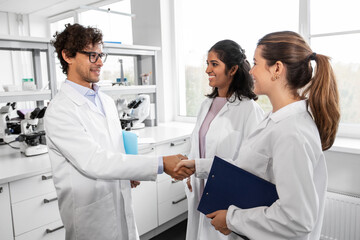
0, 122, 195, 240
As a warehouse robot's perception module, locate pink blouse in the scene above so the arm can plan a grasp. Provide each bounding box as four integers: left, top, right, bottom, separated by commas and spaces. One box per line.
198, 97, 227, 158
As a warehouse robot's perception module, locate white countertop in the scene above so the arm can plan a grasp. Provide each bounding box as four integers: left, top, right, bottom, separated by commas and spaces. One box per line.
0, 122, 195, 184
135, 122, 194, 145
0, 142, 52, 184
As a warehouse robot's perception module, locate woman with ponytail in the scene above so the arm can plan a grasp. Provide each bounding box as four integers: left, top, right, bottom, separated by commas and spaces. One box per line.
184, 39, 264, 240
176, 31, 340, 240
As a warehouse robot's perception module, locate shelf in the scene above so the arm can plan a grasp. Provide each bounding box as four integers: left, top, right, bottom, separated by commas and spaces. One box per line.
0, 90, 51, 103
101, 85, 156, 96
103, 43, 160, 56
0, 35, 51, 51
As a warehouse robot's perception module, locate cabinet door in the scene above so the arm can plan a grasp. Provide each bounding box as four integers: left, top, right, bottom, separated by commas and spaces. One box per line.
156, 138, 190, 225
12, 191, 61, 236
132, 145, 158, 236
10, 172, 56, 204
15, 220, 65, 240
0, 183, 13, 240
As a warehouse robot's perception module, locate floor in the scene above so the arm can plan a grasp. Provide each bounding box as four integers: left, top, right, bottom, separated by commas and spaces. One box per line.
150, 220, 187, 240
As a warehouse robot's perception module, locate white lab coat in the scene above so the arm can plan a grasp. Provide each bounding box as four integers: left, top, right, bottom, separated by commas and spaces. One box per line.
185, 95, 264, 240
44, 82, 158, 240
196, 100, 327, 240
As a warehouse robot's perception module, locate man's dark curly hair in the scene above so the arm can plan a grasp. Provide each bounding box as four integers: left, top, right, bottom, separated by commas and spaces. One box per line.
50, 23, 103, 75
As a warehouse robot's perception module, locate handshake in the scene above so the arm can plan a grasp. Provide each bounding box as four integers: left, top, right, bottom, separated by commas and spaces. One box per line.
163, 154, 196, 180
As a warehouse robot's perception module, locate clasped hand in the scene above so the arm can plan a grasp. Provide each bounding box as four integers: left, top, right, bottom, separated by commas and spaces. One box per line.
163, 154, 195, 180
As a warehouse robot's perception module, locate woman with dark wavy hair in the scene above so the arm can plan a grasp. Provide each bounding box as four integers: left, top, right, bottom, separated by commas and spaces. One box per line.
184, 39, 264, 240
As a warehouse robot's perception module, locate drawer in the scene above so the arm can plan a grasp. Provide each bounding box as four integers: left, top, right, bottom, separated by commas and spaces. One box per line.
12, 191, 61, 236
157, 179, 185, 204
156, 138, 190, 156
15, 220, 65, 240
158, 193, 187, 225
10, 173, 56, 203
0, 183, 13, 240
138, 145, 156, 155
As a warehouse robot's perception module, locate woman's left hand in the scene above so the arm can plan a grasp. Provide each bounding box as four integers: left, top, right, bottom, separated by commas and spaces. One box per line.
206, 210, 231, 235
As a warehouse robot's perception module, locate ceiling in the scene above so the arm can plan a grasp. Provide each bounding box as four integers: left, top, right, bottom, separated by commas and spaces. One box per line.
0, 0, 119, 18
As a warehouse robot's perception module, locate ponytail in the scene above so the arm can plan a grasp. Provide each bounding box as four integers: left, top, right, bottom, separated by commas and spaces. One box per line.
302, 54, 340, 150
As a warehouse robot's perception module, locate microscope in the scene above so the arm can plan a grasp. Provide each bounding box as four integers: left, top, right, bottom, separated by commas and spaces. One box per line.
18, 107, 48, 156
0, 102, 18, 144
0, 105, 11, 144
117, 94, 150, 130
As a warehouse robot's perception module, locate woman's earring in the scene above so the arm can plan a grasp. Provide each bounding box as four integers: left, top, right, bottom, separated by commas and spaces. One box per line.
272, 74, 279, 81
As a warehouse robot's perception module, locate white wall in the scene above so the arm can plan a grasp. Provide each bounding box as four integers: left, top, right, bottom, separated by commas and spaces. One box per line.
325, 150, 360, 197
131, 0, 176, 123
29, 14, 49, 38
0, 11, 48, 37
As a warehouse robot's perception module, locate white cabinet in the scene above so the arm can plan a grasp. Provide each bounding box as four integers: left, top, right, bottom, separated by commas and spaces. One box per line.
132, 145, 158, 236
0, 183, 13, 240
157, 179, 188, 225
9, 173, 64, 240
156, 138, 190, 225
133, 137, 191, 236
15, 220, 64, 240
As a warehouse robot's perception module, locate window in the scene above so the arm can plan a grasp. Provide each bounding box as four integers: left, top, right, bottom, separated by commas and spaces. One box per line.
310, 0, 360, 136
79, 1, 133, 44
174, 0, 299, 117
48, 0, 134, 89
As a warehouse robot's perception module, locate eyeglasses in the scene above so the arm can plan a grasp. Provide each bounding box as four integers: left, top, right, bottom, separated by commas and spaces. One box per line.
78, 51, 108, 63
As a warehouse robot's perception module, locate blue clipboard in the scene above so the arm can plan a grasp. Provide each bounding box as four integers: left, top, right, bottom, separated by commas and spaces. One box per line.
197, 156, 279, 215
122, 131, 138, 155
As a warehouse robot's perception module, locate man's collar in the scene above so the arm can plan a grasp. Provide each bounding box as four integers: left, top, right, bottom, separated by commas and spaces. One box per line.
65, 79, 100, 96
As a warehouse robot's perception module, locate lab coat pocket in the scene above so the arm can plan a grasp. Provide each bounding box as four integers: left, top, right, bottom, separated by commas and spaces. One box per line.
215, 130, 243, 159
242, 147, 270, 179
75, 193, 119, 240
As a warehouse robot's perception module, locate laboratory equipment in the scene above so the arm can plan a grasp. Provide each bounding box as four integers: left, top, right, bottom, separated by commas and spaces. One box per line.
117, 94, 150, 130
0, 105, 11, 143
0, 102, 17, 144
141, 72, 152, 85
19, 107, 48, 156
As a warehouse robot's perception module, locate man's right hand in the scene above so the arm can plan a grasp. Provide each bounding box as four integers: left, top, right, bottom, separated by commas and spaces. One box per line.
163, 154, 194, 180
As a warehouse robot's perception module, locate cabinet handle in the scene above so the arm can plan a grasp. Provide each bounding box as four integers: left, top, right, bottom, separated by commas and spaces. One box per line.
43, 197, 58, 203
171, 179, 181, 184
0, 187, 2, 193
46, 225, 64, 234
172, 196, 186, 204
170, 139, 186, 147
139, 147, 155, 154
42, 174, 53, 180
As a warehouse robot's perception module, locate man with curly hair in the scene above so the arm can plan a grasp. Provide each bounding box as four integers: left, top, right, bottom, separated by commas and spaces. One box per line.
44, 23, 192, 240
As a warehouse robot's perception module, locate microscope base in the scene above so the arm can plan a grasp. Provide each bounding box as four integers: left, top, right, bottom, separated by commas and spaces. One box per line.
21, 144, 48, 157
